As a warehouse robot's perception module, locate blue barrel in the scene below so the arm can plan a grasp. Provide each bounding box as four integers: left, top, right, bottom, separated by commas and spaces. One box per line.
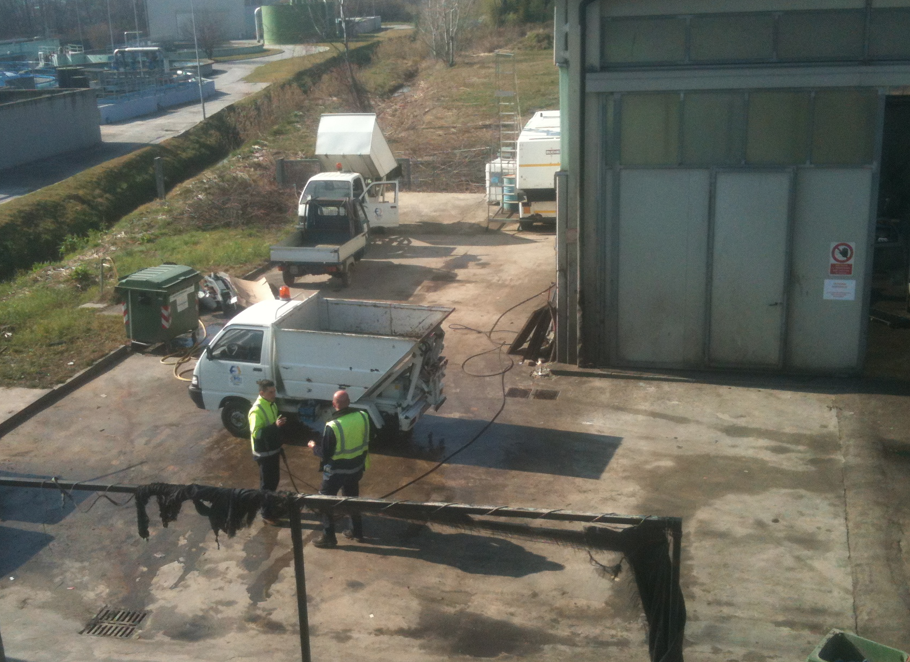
503, 174, 518, 211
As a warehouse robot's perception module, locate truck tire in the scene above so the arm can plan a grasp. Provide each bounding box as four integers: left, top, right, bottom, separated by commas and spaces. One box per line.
341, 269, 352, 287
221, 399, 251, 438
282, 271, 296, 287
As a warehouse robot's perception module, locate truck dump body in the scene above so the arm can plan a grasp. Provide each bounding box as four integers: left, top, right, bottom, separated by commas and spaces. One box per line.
314, 113, 398, 180
274, 297, 453, 402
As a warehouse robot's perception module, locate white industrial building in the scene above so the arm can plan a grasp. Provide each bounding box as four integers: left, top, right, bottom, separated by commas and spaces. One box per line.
147, 0, 261, 42
553, 0, 910, 374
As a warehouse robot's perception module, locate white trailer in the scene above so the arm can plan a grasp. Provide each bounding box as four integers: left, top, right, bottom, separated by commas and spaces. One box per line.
516, 110, 560, 229
188, 293, 453, 438
298, 113, 401, 230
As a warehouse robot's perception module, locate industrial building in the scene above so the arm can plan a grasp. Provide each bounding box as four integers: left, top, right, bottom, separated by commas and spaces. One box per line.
147, 0, 278, 42
0, 89, 101, 170
554, 0, 910, 374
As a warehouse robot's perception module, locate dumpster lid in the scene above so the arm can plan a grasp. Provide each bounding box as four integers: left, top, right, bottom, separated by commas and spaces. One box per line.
116, 264, 200, 292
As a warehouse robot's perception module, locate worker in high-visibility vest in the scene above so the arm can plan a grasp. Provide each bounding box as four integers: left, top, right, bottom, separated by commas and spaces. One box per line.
308, 389, 371, 548
249, 379, 286, 524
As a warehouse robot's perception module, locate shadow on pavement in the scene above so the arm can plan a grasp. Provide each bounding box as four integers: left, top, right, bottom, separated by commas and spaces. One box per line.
376, 416, 621, 480
0, 525, 54, 577
334, 518, 565, 577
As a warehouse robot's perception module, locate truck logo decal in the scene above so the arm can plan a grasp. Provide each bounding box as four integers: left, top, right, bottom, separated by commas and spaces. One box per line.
229, 365, 243, 386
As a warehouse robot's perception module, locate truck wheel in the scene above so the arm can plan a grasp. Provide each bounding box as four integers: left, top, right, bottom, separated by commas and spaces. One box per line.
341, 269, 352, 287
282, 271, 296, 287
519, 220, 532, 231
221, 399, 251, 438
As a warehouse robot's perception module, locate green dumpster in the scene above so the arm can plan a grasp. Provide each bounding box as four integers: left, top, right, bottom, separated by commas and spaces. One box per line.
115, 265, 201, 344
807, 629, 910, 662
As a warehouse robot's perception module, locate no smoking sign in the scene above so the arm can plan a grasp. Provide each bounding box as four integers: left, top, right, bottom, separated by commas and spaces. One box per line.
829, 242, 855, 276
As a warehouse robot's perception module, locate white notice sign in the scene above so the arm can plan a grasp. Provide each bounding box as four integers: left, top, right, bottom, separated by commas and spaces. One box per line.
823, 279, 856, 301
174, 285, 195, 312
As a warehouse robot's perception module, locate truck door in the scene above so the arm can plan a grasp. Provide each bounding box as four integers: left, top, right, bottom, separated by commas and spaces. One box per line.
203, 326, 271, 405
362, 181, 400, 229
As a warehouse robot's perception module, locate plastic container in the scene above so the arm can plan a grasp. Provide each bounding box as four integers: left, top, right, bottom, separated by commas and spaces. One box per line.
806, 629, 910, 662
503, 174, 518, 211
115, 264, 201, 344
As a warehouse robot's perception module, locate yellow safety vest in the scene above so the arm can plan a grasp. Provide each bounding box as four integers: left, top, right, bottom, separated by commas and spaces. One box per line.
324, 410, 371, 473
249, 396, 280, 458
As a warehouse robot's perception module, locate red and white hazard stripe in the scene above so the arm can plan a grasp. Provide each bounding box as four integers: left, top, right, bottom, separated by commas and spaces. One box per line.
121, 302, 128, 325
160, 305, 171, 329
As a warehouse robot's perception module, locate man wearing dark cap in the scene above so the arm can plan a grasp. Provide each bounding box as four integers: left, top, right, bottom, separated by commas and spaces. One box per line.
308, 389, 371, 547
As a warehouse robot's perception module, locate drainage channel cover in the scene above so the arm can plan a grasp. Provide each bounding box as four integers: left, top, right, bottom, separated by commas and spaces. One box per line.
532, 389, 560, 400
505, 387, 531, 399
80, 607, 148, 638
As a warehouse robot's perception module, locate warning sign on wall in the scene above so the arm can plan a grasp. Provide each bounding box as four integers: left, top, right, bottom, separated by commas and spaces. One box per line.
824, 279, 857, 301
829, 242, 855, 276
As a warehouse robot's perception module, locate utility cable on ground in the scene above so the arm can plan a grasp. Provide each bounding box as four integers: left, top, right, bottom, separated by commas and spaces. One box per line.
379, 285, 554, 500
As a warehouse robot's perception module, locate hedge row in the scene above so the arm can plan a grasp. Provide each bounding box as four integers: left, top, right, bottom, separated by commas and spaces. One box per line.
0, 40, 380, 281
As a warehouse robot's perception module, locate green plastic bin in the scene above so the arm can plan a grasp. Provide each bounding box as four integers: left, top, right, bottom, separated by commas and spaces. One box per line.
807, 629, 910, 662
115, 264, 201, 344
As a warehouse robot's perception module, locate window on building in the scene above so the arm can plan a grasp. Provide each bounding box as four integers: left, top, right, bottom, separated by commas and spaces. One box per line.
777, 11, 865, 61
870, 8, 910, 60
682, 92, 746, 165
620, 94, 680, 165
812, 90, 878, 165
689, 14, 774, 63
746, 92, 810, 165
603, 17, 686, 65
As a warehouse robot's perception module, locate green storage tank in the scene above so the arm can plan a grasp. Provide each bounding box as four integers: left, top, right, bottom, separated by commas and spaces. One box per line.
807, 629, 909, 662
261, 3, 335, 45
115, 264, 201, 344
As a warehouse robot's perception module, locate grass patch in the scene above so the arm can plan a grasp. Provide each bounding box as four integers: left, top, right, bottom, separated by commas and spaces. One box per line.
246, 29, 410, 84
212, 48, 283, 63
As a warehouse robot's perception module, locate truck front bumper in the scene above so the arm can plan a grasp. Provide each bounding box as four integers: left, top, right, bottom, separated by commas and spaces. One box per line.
188, 385, 205, 409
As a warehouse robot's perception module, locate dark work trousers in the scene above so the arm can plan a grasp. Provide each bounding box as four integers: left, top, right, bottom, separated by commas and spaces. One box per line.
256, 453, 281, 518
319, 470, 364, 540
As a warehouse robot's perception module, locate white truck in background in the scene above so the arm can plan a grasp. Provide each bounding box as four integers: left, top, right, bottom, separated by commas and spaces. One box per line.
299, 113, 401, 231
272, 114, 401, 287
188, 292, 452, 439
516, 110, 560, 230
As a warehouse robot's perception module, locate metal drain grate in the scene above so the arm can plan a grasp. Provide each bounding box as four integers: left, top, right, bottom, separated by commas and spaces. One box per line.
80, 607, 148, 638
505, 387, 531, 399
532, 389, 560, 400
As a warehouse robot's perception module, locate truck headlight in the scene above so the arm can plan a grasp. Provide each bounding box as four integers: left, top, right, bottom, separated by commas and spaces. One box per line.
191, 374, 199, 388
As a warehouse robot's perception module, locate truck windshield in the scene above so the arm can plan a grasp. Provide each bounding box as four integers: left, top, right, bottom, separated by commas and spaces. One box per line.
301, 180, 352, 201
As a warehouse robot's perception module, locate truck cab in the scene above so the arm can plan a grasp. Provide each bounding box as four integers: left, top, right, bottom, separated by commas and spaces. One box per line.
298, 171, 399, 230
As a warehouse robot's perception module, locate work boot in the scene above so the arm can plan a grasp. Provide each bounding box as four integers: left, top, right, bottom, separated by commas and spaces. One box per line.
313, 535, 337, 549
343, 529, 364, 543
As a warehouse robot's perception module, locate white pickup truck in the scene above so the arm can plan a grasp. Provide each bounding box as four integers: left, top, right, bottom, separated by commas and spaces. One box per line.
299, 113, 401, 231
272, 197, 368, 287
188, 292, 453, 438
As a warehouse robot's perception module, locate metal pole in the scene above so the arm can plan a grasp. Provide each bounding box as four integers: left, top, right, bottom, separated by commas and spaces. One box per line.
0, 478, 661, 527
189, 0, 207, 120
106, 0, 115, 54
287, 499, 313, 662
154, 157, 165, 200
667, 519, 683, 654
0, 619, 6, 662
132, 0, 140, 38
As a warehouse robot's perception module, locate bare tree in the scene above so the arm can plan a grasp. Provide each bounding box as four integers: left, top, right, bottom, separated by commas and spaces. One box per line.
305, 0, 369, 111
181, 8, 227, 59
418, 0, 475, 67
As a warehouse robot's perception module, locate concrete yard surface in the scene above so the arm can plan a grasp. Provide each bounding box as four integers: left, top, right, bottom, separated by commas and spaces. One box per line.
1, 193, 909, 661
